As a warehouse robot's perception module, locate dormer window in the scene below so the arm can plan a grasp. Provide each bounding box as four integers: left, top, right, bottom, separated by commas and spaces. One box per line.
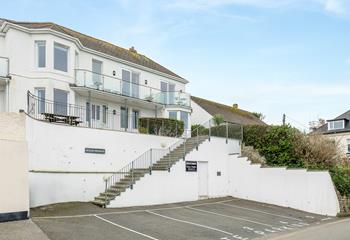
328, 120, 345, 130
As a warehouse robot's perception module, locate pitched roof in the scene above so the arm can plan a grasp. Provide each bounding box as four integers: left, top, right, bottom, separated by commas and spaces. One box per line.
315, 110, 350, 134
191, 96, 266, 126
1, 19, 184, 81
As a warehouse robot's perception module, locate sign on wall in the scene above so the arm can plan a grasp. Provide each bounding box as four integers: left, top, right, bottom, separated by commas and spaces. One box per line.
185, 161, 197, 172
85, 148, 106, 154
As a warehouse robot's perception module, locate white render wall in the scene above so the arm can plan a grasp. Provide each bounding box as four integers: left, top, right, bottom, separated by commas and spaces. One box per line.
228, 156, 340, 216
26, 116, 180, 207
0, 26, 187, 113
0, 113, 29, 217
109, 137, 240, 207
190, 100, 212, 125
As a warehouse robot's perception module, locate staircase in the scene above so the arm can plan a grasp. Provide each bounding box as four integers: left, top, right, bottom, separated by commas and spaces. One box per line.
92, 135, 208, 207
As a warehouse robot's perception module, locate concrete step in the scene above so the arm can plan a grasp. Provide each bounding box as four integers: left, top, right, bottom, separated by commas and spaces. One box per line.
91, 199, 106, 207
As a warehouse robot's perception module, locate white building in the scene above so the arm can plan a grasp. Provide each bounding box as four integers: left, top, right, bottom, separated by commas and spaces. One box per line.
0, 18, 191, 133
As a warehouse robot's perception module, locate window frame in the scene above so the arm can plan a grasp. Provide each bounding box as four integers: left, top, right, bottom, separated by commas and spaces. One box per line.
132, 109, 140, 129
35, 87, 46, 114
54, 42, 69, 73
122, 68, 140, 97
35, 41, 46, 68
328, 120, 345, 130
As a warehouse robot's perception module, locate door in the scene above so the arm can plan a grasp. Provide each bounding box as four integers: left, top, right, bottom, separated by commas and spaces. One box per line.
198, 162, 208, 198
92, 59, 102, 88
54, 89, 68, 115
122, 70, 131, 96
160, 81, 168, 104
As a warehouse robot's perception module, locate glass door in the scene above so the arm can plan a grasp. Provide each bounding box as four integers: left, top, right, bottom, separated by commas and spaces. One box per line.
54, 89, 68, 115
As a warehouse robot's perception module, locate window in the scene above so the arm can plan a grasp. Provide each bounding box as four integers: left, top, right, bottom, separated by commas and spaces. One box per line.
347, 139, 350, 153
328, 120, 345, 130
180, 111, 189, 130
160, 81, 176, 104
132, 110, 139, 129
86, 102, 90, 121
169, 111, 177, 120
122, 70, 131, 96
36, 41, 46, 68
122, 69, 139, 97
121, 107, 129, 129
54, 89, 68, 115
75, 51, 79, 70
92, 59, 102, 87
35, 88, 45, 113
54, 43, 68, 72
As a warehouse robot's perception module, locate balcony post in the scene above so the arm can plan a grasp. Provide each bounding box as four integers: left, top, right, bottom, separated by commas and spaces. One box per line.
226, 122, 228, 144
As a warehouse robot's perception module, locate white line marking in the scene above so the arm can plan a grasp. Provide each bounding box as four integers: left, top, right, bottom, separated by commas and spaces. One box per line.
321, 217, 332, 221
220, 202, 302, 222
94, 215, 160, 240
305, 215, 315, 219
34, 198, 237, 219
186, 207, 273, 227
146, 210, 233, 236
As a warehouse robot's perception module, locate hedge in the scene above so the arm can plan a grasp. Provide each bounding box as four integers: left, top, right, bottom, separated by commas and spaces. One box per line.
243, 124, 350, 198
138, 118, 184, 137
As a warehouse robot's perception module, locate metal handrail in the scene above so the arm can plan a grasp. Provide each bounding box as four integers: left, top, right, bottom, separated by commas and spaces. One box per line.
102, 118, 243, 206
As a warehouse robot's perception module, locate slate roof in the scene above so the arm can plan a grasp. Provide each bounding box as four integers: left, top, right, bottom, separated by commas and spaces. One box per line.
191, 96, 266, 126
1, 19, 184, 80
315, 110, 350, 134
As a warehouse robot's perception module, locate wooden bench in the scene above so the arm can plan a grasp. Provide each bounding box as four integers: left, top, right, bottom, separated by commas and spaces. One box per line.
41, 113, 82, 126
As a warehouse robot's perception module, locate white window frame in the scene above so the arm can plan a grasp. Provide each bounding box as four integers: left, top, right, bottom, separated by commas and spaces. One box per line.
347, 139, 350, 154
121, 68, 140, 97
328, 120, 345, 130
35, 87, 46, 114
35, 41, 46, 69
54, 42, 69, 73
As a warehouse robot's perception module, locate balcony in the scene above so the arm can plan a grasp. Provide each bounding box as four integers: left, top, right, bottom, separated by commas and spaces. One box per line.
72, 69, 191, 108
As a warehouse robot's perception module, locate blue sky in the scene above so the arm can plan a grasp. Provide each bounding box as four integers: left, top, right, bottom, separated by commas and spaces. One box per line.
2, 0, 350, 130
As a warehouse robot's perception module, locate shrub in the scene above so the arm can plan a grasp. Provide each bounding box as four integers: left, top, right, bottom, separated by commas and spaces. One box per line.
138, 118, 184, 137
243, 125, 304, 167
330, 165, 350, 197
212, 114, 224, 126
191, 124, 209, 136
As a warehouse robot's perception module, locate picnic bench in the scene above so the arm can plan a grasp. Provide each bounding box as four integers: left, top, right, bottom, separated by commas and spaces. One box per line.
41, 113, 82, 126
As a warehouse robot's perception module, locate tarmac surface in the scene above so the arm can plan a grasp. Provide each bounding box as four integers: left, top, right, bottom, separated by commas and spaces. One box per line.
28, 197, 338, 240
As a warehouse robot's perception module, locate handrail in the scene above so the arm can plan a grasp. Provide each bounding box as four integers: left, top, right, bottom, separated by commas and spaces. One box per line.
103, 117, 243, 206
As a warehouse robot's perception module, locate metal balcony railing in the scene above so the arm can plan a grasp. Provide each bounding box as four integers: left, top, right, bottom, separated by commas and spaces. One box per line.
0, 57, 9, 78
74, 69, 191, 107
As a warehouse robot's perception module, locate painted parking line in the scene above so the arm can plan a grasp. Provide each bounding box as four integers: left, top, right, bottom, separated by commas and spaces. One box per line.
94, 215, 159, 240
146, 210, 234, 236
34, 199, 238, 219
186, 207, 273, 227
220, 202, 302, 222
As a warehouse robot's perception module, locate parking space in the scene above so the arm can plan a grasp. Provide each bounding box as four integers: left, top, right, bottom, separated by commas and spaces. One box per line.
32, 197, 334, 240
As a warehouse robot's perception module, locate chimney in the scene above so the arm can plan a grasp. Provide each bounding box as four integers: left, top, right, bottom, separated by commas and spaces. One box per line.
129, 46, 137, 53
232, 103, 238, 109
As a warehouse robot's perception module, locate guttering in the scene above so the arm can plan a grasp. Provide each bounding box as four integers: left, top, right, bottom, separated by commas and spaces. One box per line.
2, 22, 189, 84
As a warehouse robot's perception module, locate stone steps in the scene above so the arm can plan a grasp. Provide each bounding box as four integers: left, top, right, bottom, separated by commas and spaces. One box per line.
92, 136, 209, 207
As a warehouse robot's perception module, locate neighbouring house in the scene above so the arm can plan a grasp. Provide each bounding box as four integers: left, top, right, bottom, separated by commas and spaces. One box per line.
191, 96, 266, 126
314, 110, 350, 156
0, 18, 191, 134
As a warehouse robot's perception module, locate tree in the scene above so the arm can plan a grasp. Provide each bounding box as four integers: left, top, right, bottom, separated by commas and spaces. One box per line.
252, 112, 265, 120
213, 114, 224, 126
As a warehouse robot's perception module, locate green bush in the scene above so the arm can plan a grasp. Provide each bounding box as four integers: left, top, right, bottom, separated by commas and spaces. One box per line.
191, 124, 209, 136
138, 118, 184, 137
330, 166, 350, 197
243, 125, 304, 167
243, 124, 350, 198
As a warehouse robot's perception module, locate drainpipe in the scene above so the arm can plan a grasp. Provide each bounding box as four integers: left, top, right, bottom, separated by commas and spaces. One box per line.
88, 91, 91, 128
5, 78, 10, 112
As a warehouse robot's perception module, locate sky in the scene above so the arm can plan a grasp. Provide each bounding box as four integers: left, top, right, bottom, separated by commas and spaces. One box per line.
2, 0, 350, 131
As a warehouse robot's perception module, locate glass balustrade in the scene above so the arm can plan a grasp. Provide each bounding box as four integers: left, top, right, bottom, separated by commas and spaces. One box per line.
75, 69, 190, 107
0, 57, 9, 78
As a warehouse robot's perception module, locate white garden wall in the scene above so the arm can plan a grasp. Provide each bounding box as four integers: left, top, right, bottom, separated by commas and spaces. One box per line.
109, 137, 240, 208
228, 156, 340, 216
25, 116, 180, 207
